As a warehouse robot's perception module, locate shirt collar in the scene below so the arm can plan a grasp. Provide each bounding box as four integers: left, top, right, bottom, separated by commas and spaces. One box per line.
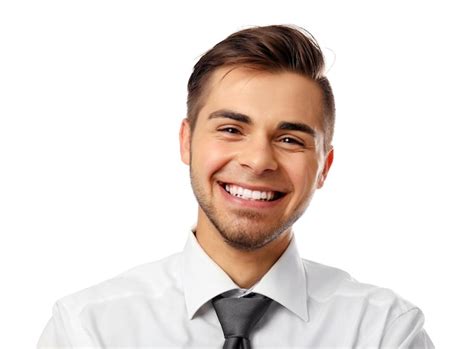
181, 231, 308, 322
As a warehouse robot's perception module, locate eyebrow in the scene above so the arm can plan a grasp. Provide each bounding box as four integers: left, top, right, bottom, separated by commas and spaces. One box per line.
277, 121, 316, 138
208, 110, 252, 124
208, 109, 316, 138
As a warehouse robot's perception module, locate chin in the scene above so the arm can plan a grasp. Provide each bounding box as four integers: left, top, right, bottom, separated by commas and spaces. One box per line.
214, 219, 292, 252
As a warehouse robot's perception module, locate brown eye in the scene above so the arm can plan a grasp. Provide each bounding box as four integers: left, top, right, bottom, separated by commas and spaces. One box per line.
219, 127, 241, 134
280, 137, 304, 146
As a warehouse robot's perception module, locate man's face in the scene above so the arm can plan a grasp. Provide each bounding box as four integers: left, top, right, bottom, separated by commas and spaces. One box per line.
180, 67, 333, 251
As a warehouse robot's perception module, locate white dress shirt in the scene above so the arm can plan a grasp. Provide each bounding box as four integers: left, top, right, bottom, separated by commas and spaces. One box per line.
38, 231, 434, 348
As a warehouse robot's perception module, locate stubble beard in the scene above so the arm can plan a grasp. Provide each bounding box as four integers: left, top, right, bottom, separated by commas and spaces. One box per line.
189, 166, 310, 252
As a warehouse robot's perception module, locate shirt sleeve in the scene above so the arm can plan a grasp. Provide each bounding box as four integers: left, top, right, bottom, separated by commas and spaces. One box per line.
379, 307, 435, 349
37, 302, 73, 349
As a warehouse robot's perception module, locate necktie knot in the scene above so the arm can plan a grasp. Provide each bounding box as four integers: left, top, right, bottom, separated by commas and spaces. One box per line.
212, 293, 272, 348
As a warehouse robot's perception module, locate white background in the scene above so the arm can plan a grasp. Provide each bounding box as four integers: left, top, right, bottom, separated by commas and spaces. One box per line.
1, 1, 473, 347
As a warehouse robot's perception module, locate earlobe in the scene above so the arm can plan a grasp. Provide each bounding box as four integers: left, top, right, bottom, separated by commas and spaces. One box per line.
317, 147, 334, 189
179, 119, 191, 165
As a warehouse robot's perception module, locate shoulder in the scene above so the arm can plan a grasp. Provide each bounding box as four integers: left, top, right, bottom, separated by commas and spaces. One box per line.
40, 252, 183, 346
301, 259, 429, 344
57, 251, 183, 315
302, 258, 418, 319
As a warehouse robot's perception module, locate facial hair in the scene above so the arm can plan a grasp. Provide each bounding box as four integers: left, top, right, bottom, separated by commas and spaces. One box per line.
189, 164, 311, 252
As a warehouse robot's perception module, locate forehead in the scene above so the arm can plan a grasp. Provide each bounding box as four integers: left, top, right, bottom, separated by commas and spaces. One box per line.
198, 66, 325, 129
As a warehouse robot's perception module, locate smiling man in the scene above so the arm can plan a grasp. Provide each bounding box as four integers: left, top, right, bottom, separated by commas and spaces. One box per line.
181, 66, 331, 291
38, 25, 434, 348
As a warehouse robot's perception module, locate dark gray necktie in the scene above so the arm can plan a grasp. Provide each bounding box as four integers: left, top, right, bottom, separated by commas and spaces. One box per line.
212, 293, 272, 349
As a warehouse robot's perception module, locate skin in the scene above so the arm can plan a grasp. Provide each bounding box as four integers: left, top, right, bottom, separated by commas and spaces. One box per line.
180, 66, 333, 288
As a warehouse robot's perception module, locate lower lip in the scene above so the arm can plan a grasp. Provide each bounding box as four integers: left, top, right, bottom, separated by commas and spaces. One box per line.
218, 184, 285, 209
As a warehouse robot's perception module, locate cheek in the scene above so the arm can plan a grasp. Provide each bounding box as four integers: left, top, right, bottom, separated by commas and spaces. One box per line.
285, 156, 318, 193
192, 139, 235, 177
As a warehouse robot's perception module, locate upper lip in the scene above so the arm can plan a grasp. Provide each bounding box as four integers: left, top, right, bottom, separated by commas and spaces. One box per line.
218, 180, 288, 194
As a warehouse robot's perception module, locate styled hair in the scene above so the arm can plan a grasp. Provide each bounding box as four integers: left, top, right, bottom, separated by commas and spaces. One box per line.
186, 24, 335, 152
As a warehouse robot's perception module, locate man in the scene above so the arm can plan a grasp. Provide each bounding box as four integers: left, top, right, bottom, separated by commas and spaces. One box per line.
38, 25, 434, 348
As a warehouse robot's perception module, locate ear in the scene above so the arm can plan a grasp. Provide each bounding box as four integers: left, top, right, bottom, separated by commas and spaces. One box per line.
179, 118, 191, 165
316, 147, 334, 189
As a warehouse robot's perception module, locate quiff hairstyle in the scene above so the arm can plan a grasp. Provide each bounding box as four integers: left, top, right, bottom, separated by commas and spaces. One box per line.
186, 25, 335, 152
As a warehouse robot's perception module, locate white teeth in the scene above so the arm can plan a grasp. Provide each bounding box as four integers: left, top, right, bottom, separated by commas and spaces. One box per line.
223, 184, 277, 201
251, 191, 260, 200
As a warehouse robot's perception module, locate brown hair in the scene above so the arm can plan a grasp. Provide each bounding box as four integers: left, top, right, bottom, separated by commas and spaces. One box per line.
186, 25, 335, 152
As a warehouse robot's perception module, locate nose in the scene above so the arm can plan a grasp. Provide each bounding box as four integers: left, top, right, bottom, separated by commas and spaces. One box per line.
237, 136, 278, 175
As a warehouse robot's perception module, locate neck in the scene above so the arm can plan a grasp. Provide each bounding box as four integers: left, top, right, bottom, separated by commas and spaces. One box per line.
195, 212, 293, 289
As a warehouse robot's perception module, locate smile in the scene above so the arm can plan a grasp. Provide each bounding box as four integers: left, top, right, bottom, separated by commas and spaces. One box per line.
219, 182, 285, 202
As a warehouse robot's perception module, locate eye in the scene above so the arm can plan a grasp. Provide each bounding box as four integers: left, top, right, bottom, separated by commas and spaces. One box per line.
279, 136, 305, 146
218, 126, 242, 135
